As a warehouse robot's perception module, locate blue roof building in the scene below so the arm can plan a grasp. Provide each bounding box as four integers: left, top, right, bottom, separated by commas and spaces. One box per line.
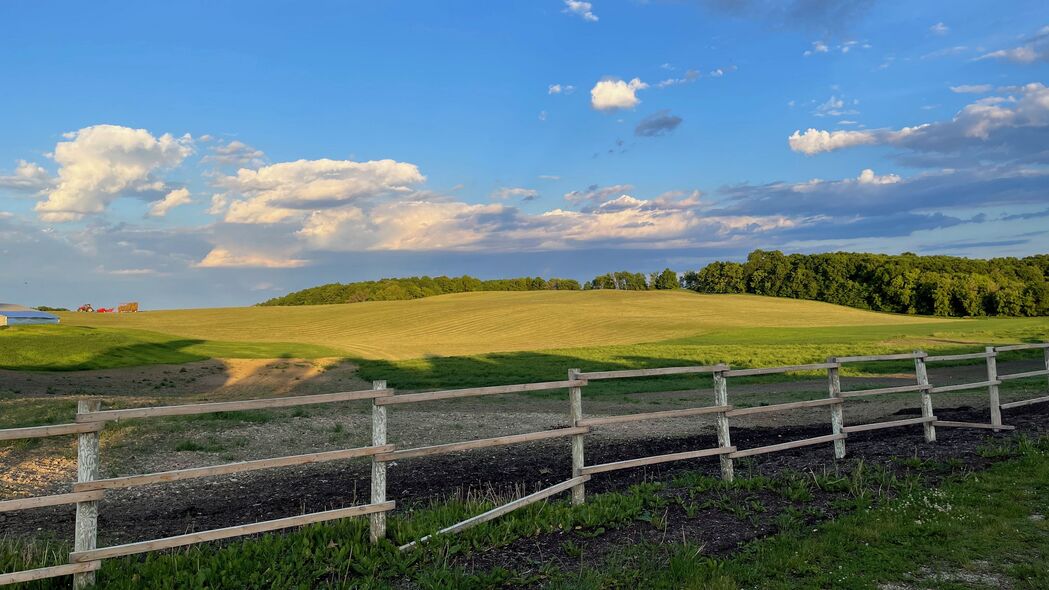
0, 304, 60, 326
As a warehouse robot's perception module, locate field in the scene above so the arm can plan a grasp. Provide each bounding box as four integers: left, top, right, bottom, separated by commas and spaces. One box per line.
54, 291, 953, 360
3, 291, 1049, 588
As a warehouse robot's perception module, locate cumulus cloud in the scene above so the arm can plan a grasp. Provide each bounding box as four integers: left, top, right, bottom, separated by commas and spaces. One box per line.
562, 0, 597, 22
789, 83, 1049, 162
215, 158, 425, 224
0, 160, 52, 192
789, 128, 882, 154
203, 140, 266, 167
635, 110, 683, 136
148, 188, 193, 217
34, 124, 193, 222
591, 78, 648, 111
978, 26, 1049, 63
490, 187, 539, 201
856, 168, 901, 184
196, 247, 308, 268
930, 22, 949, 35
950, 84, 993, 94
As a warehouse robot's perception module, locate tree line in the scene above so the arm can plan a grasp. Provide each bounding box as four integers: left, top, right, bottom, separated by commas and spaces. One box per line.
678, 250, 1049, 317
259, 275, 581, 306
583, 269, 680, 291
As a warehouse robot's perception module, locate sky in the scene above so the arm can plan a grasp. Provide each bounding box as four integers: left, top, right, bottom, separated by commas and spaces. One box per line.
2, 0, 1048, 309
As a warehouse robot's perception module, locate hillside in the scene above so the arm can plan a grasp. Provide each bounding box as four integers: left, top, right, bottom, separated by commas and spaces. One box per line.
60, 290, 951, 360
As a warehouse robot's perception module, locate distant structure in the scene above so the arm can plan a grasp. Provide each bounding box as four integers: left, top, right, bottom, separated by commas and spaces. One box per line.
0, 303, 60, 326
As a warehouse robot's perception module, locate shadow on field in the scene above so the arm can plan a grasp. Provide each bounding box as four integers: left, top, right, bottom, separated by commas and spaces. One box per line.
350, 350, 720, 397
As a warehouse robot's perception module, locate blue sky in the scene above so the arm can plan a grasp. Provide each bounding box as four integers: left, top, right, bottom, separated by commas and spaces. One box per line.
2, 0, 1048, 309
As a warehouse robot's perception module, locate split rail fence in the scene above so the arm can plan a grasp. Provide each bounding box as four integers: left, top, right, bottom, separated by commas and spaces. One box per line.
1, 342, 1047, 587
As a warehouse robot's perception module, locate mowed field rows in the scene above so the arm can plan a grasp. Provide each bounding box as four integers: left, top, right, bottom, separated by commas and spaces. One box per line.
59, 291, 951, 360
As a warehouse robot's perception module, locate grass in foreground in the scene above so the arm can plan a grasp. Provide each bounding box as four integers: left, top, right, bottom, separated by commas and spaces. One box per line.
3, 436, 1047, 589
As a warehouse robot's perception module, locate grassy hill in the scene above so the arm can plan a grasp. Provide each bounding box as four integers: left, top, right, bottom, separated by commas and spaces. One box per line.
57, 290, 950, 360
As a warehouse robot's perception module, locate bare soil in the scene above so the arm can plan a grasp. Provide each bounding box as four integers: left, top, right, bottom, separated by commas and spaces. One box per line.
1, 357, 1045, 572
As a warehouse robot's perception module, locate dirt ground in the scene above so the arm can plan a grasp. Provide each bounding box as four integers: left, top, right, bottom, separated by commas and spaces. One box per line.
1, 358, 1046, 553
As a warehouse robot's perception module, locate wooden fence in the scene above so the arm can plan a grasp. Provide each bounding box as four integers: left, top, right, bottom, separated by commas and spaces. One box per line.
1, 342, 1047, 587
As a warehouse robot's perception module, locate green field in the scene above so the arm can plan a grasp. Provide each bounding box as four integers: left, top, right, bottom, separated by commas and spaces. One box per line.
2, 291, 1048, 379
55, 291, 951, 360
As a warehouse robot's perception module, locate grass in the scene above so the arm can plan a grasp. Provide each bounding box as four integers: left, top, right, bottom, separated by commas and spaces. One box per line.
56, 290, 955, 361
0, 325, 340, 371
353, 318, 1049, 393
1, 292, 1045, 388
3, 436, 1046, 589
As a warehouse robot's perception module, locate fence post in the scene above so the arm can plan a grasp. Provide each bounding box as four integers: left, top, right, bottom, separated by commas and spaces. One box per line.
985, 347, 1002, 432
914, 351, 935, 443
73, 399, 101, 590
713, 369, 733, 482
568, 369, 585, 505
827, 358, 845, 459
369, 380, 388, 543
1044, 346, 1049, 398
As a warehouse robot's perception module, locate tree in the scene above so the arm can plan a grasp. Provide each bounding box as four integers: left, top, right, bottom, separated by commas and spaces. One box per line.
653, 268, 680, 290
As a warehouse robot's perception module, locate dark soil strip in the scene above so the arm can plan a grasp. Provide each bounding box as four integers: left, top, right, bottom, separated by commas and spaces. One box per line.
1, 403, 1045, 554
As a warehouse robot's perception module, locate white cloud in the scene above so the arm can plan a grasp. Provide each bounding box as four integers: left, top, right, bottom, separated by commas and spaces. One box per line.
203, 140, 266, 167
789, 82, 1049, 158
563, 183, 634, 205
803, 41, 829, 56
147, 188, 193, 217
804, 40, 870, 56
548, 84, 575, 95
216, 158, 425, 224
930, 22, 949, 35
813, 95, 859, 117
856, 168, 901, 185
590, 78, 648, 111
196, 247, 308, 268
978, 25, 1049, 63
950, 84, 993, 94
789, 128, 880, 154
34, 125, 193, 222
562, 0, 598, 22
0, 160, 52, 192
490, 187, 539, 201
655, 69, 700, 88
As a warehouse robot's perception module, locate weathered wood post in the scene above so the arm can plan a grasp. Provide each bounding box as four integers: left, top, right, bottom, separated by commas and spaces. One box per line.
827, 358, 845, 459
370, 380, 387, 542
568, 369, 585, 505
985, 347, 1002, 431
1044, 346, 1049, 398
73, 399, 101, 590
914, 351, 935, 443
713, 368, 733, 481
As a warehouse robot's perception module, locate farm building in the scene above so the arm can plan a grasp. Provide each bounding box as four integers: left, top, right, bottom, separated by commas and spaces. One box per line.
0, 304, 60, 326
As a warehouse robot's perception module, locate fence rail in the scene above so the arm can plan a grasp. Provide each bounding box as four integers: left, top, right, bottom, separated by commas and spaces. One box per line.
1, 341, 1047, 587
